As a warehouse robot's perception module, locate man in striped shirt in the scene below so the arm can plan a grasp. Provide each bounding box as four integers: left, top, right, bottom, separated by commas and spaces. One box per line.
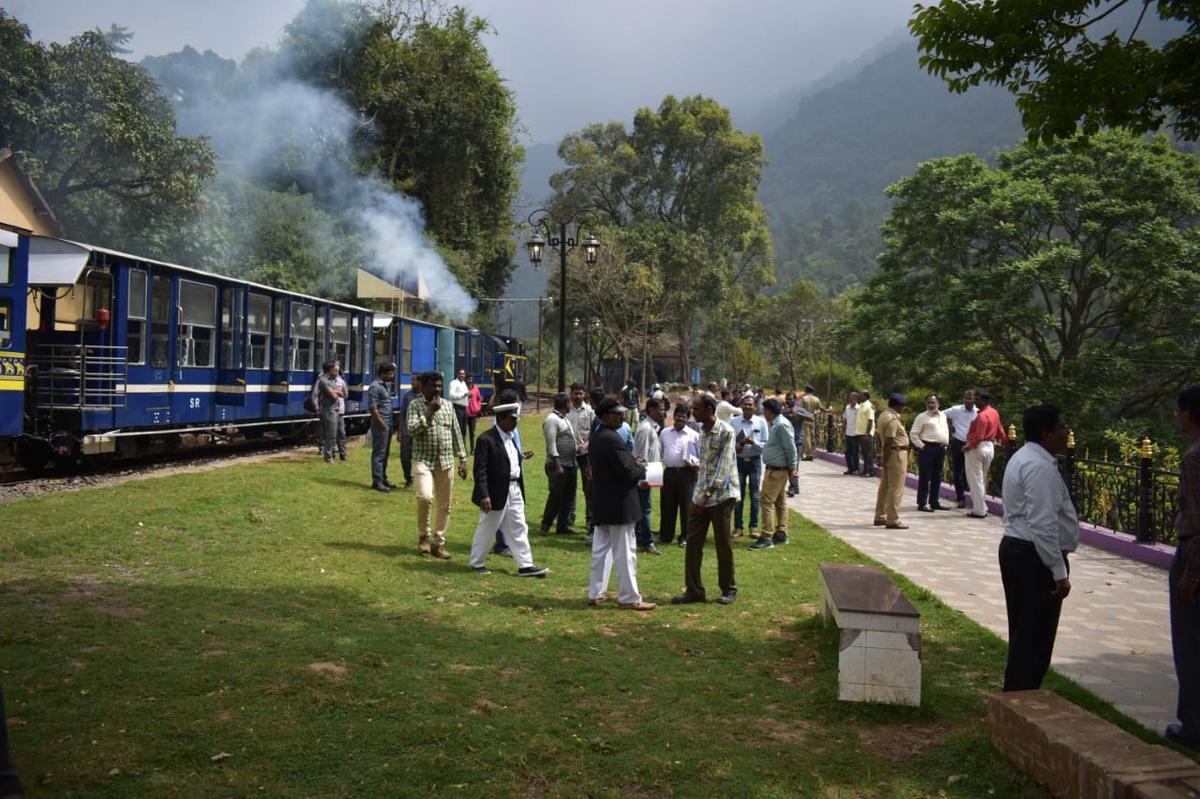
673, 393, 741, 606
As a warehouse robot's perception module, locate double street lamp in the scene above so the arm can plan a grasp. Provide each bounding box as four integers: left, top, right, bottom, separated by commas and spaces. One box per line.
525, 209, 600, 392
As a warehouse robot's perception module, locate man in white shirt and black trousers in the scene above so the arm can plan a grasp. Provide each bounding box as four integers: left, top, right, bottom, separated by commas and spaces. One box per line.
998, 404, 1077, 692
943, 390, 979, 509
448, 368, 471, 446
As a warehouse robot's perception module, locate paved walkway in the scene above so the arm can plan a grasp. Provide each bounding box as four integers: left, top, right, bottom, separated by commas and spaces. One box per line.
788, 455, 1176, 734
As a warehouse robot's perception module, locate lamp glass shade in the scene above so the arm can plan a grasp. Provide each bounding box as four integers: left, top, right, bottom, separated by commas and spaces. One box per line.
582, 233, 600, 265
526, 232, 546, 264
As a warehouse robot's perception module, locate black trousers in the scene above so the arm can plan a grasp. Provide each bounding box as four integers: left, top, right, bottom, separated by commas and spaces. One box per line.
401, 435, 414, 484
1170, 544, 1200, 736
999, 536, 1067, 692
949, 438, 968, 502
540, 464, 576, 534
685, 499, 737, 599
660, 466, 697, 543
466, 415, 477, 453
0, 685, 22, 797
845, 433, 860, 473
916, 443, 946, 508
858, 434, 875, 475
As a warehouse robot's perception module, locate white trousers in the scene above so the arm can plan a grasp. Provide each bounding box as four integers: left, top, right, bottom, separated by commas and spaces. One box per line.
469, 482, 534, 569
589, 523, 640, 605
965, 441, 995, 516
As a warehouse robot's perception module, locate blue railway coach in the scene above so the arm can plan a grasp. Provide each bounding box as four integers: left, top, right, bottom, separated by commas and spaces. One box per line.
0, 232, 523, 470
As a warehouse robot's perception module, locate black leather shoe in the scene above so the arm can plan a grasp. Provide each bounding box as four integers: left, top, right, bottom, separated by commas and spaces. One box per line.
917, 505, 933, 513
638, 543, 662, 556
1166, 723, 1200, 750
715, 593, 736, 605
518, 565, 549, 578
670, 593, 705, 605
470, 565, 491, 574
372, 484, 391, 493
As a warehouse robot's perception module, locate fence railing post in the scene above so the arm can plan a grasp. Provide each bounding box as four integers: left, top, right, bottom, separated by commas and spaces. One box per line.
826, 412, 834, 453
1136, 434, 1155, 543
1063, 429, 1077, 507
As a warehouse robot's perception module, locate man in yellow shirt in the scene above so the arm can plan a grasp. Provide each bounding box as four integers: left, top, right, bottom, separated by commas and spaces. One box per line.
855, 390, 876, 477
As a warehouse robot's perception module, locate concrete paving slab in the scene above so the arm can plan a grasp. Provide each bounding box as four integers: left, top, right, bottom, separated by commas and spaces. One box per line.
788, 456, 1177, 734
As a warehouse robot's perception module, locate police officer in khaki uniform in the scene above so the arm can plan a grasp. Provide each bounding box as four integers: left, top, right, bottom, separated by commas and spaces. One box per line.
874, 393, 910, 529
799, 384, 829, 461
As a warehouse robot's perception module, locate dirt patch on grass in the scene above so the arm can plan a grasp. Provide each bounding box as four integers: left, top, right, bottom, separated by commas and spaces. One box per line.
307, 662, 348, 678
857, 723, 947, 761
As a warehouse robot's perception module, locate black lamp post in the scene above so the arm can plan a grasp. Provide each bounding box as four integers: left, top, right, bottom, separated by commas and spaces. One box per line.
525, 210, 599, 392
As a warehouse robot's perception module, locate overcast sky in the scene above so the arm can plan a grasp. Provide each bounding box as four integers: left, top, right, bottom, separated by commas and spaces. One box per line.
7, 0, 912, 144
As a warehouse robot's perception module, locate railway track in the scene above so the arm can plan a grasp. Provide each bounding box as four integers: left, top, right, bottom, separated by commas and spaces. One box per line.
0, 433, 321, 502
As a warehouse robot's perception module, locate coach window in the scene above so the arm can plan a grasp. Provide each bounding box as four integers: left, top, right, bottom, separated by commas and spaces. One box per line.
126, 270, 147, 365
0, 242, 11, 285
150, 275, 171, 368
291, 302, 314, 372
0, 298, 9, 349
220, 287, 244, 369
271, 298, 286, 371
473, 335, 483, 376
358, 317, 370, 374
331, 311, 350, 370
248, 293, 270, 370
179, 280, 216, 368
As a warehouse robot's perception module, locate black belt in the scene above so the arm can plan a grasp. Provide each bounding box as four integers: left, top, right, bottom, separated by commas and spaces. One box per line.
664, 465, 688, 471
509, 477, 521, 482
922, 440, 946, 446
765, 464, 790, 471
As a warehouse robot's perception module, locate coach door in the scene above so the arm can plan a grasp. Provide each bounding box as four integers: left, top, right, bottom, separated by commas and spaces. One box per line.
0, 233, 26, 438
267, 296, 290, 407
172, 278, 217, 424
216, 284, 247, 409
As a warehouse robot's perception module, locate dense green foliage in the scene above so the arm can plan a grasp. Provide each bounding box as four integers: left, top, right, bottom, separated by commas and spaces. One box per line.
759, 41, 1024, 294
281, 1, 524, 297
846, 130, 1200, 435
0, 13, 215, 254
0, 2, 522, 306
550, 95, 773, 380
911, 0, 1200, 143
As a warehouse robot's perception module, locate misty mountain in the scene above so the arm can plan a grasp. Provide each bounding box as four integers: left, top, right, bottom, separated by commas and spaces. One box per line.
758, 37, 1024, 294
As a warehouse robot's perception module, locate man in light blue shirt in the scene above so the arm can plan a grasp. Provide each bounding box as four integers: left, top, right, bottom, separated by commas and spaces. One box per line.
749, 398, 798, 550
998, 404, 1077, 692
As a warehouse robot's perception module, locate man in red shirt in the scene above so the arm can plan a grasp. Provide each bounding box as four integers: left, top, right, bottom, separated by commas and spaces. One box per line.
964, 391, 1008, 518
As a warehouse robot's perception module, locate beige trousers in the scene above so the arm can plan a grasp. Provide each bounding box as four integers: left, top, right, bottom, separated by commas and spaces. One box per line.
760, 468, 791, 537
874, 449, 907, 525
415, 462, 454, 546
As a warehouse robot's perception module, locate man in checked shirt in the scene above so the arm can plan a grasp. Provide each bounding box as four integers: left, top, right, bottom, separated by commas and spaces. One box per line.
1168, 383, 1200, 750
408, 370, 469, 559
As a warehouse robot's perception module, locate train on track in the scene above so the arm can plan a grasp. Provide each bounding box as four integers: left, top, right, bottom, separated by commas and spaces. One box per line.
0, 231, 526, 469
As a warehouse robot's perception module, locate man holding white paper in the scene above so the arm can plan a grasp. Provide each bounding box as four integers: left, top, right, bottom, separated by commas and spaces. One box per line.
634, 397, 666, 555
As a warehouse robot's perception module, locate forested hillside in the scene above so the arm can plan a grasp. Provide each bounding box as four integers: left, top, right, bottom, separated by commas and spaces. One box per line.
759, 39, 1024, 293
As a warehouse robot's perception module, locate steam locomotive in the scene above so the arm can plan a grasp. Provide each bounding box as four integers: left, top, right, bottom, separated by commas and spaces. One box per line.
0, 231, 525, 469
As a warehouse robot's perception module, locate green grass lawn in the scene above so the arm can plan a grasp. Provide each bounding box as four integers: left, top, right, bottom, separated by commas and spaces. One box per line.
0, 416, 1145, 797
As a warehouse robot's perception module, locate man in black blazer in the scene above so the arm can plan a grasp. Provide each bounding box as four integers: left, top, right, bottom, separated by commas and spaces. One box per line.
587, 398, 655, 611
467, 400, 548, 577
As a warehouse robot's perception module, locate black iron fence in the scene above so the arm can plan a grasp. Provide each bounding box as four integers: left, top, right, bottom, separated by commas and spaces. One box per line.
811, 411, 1181, 545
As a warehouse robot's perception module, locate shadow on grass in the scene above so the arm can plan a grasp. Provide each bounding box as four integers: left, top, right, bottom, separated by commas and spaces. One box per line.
0, 575, 1047, 799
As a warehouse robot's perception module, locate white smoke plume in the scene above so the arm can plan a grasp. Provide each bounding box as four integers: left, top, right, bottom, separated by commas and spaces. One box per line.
155, 53, 477, 320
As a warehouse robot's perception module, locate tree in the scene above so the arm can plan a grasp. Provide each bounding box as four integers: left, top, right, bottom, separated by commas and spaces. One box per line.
0, 12, 216, 252
550, 95, 773, 380
846, 130, 1200, 422
282, 1, 524, 298
911, 0, 1200, 142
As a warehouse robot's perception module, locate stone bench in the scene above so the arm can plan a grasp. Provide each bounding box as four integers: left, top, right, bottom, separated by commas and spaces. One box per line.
817, 562, 921, 706
989, 690, 1200, 798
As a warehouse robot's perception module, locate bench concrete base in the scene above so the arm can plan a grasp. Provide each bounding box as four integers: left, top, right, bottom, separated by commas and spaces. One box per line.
818, 562, 922, 707
988, 690, 1200, 798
